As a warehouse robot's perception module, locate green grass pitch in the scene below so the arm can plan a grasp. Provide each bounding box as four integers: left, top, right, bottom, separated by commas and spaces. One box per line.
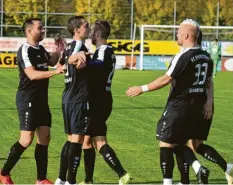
0, 69, 232, 184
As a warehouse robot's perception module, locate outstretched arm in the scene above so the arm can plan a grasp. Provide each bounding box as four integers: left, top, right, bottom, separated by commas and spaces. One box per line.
126, 74, 173, 97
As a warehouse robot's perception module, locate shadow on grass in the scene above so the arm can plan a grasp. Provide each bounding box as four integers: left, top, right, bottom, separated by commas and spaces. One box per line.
114, 106, 164, 110
0, 156, 61, 161
175, 179, 227, 184
92, 179, 227, 184
1, 106, 164, 111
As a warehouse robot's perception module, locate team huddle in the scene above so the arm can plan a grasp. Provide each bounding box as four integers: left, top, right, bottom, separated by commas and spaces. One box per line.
0, 15, 232, 185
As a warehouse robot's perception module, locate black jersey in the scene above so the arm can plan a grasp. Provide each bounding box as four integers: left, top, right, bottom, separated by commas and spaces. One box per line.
88, 45, 116, 101
16, 43, 50, 103
62, 40, 90, 104
166, 47, 213, 110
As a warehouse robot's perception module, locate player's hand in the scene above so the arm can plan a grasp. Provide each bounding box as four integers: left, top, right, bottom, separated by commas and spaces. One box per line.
54, 34, 67, 57
126, 86, 143, 97
75, 60, 86, 69
203, 100, 213, 120
62, 65, 67, 73
74, 51, 89, 64
55, 66, 64, 75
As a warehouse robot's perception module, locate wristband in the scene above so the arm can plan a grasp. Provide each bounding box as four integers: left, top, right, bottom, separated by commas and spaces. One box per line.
141, 85, 149, 92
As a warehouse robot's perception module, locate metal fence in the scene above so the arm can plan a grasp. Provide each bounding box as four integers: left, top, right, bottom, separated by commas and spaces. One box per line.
0, 0, 133, 39
0, 0, 230, 40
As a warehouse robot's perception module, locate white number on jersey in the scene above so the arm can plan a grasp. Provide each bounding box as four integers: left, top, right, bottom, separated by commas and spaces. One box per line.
193, 63, 208, 85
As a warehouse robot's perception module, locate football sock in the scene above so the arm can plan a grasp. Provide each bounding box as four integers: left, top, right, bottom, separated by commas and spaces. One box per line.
196, 143, 227, 172
35, 143, 48, 180
99, 144, 126, 178
183, 145, 201, 174
1, 141, 26, 176
173, 145, 190, 184
160, 147, 174, 182
58, 141, 71, 181
84, 148, 96, 182
192, 161, 201, 174
67, 143, 82, 184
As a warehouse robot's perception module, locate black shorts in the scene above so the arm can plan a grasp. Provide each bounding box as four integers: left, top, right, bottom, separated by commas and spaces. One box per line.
17, 101, 51, 131
188, 111, 213, 140
86, 100, 112, 137
62, 102, 90, 135
156, 107, 189, 144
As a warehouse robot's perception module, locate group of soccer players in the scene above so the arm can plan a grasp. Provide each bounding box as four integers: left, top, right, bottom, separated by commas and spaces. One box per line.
0, 15, 232, 185
54, 16, 131, 185
0, 16, 131, 185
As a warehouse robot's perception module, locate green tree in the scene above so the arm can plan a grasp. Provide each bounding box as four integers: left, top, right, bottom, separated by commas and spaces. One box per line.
75, 0, 131, 39
134, 0, 175, 40
218, 0, 233, 40
3, 0, 44, 36
46, 0, 76, 37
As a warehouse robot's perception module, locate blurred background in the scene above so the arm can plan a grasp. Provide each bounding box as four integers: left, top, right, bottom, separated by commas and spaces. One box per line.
1, 0, 233, 71
1, 0, 233, 40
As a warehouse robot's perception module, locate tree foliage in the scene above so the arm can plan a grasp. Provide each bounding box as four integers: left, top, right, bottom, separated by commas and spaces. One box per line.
2, 0, 233, 40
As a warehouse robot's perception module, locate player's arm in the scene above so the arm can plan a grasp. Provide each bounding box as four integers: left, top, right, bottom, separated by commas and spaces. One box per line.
218, 43, 221, 58
206, 77, 214, 101
20, 46, 63, 80
126, 52, 185, 97
47, 51, 61, 67
203, 77, 214, 119
68, 41, 88, 66
68, 51, 87, 65
126, 74, 172, 97
47, 35, 67, 67
24, 66, 63, 80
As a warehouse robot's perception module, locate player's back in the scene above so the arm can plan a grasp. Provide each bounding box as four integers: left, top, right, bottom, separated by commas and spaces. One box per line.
88, 45, 116, 102
167, 48, 213, 110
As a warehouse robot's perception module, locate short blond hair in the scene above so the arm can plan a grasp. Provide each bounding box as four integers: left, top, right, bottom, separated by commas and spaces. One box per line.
180, 19, 200, 40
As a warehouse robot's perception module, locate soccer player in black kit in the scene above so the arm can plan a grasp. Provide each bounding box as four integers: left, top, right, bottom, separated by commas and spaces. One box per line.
175, 30, 233, 185
70, 20, 131, 184
54, 16, 92, 185
0, 18, 64, 184
126, 19, 213, 184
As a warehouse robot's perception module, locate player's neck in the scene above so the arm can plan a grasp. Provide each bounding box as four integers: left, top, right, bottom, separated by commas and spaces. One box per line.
96, 39, 107, 48
73, 35, 84, 42
182, 41, 198, 49
26, 38, 39, 47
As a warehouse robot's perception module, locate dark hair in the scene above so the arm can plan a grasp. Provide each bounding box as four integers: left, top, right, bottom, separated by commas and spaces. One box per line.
67, 16, 86, 36
197, 30, 202, 45
94, 20, 111, 39
22, 18, 42, 35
